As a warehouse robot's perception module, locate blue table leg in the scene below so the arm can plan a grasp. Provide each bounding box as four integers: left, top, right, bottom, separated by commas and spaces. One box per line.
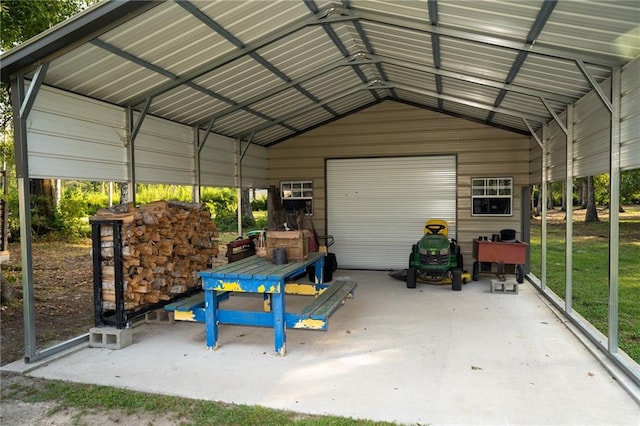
315, 256, 325, 284
205, 290, 219, 350
272, 289, 286, 356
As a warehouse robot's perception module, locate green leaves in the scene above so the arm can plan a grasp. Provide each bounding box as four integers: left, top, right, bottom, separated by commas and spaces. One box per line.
0, 0, 86, 51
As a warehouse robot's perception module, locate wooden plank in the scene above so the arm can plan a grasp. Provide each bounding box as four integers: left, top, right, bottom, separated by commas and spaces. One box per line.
200, 255, 262, 276
164, 292, 205, 312
164, 291, 229, 312
200, 252, 323, 282
299, 281, 357, 317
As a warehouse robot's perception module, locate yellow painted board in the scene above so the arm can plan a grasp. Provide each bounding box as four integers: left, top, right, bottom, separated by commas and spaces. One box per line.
174, 311, 196, 322
284, 283, 319, 296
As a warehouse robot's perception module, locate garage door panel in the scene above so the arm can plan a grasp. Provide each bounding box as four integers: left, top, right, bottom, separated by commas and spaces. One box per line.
327, 156, 456, 270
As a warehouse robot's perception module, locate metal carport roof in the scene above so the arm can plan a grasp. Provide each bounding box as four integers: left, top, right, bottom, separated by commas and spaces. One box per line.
2, 0, 638, 147
1, 0, 640, 396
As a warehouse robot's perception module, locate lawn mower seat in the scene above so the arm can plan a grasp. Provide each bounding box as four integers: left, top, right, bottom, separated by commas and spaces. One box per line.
424, 219, 449, 238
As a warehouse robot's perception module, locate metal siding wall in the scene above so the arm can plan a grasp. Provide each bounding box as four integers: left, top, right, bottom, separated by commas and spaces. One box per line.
27, 85, 128, 181
135, 115, 194, 185
26, 85, 256, 187
199, 133, 237, 188
240, 144, 268, 188
268, 101, 529, 268
545, 56, 640, 176
621, 56, 640, 171
546, 118, 567, 182
529, 137, 543, 184
197, 132, 268, 189
573, 80, 611, 178
327, 156, 456, 270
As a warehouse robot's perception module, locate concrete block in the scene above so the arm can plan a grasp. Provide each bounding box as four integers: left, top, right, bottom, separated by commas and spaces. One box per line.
145, 309, 175, 325
89, 327, 133, 350
490, 278, 519, 294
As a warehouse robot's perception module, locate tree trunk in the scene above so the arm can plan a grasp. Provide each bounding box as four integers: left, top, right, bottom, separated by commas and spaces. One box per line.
240, 188, 255, 226
29, 178, 57, 234
267, 185, 287, 230
585, 176, 599, 222
560, 181, 567, 211
120, 182, 129, 204
579, 178, 588, 208
531, 185, 540, 217
0, 269, 19, 305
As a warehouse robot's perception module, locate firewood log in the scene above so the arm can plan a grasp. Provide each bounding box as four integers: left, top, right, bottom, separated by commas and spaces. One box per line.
92, 200, 219, 311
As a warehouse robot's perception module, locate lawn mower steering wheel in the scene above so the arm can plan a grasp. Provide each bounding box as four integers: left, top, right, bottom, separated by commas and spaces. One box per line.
426, 224, 446, 234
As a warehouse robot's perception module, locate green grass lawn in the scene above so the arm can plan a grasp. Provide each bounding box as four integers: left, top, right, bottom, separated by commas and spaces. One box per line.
1, 374, 394, 425
529, 206, 640, 364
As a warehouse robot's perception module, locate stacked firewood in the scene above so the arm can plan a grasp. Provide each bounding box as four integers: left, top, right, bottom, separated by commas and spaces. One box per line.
91, 201, 219, 311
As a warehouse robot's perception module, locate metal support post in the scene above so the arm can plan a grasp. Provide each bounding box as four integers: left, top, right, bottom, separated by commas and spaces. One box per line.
11, 65, 47, 362
565, 104, 573, 313
540, 123, 548, 290
608, 67, 621, 353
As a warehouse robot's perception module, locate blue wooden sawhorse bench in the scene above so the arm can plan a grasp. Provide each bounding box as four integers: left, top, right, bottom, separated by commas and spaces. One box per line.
165, 252, 356, 355
164, 280, 357, 330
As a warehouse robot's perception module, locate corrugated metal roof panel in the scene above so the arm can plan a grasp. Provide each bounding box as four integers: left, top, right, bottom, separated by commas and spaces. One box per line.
45, 43, 110, 87
332, 23, 365, 55
299, 67, 365, 99
254, 126, 295, 146
442, 100, 493, 123
359, 21, 434, 65
196, 0, 310, 45
537, 1, 640, 62
350, 0, 430, 21
99, 2, 235, 77
499, 91, 561, 121
513, 55, 601, 99
46, 44, 170, 104
326, 90, 378, 115
438, 0, 541, 39
393, 89, 439, 110
151, 86, 228, 124
489, 111, 530, 133
251, 87, 314, 119
441, 76, 501, 105
382, 62, 436, 91
193, 56, 282, 104
282, 109, 335, 131
257, 26, 342, 80
214, 110, 268, 138
440, 37, 516, 81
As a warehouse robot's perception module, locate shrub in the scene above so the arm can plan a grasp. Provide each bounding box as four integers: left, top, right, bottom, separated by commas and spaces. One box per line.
251, 194, 267, 211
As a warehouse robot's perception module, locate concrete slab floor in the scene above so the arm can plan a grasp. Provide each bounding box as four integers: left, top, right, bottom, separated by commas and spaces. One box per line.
4, 271, 640, 425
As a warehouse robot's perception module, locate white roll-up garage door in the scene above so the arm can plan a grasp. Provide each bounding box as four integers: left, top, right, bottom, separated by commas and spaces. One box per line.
327, 156, 457, 270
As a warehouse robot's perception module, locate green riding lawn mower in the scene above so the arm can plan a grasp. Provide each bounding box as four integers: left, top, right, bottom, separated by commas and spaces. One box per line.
407, 219, 470, 291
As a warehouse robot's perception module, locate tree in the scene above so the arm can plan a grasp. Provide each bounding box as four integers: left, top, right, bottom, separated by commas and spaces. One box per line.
1, 1, 90, 227
585, 175, 599, 222
1, 0, 90, 301
578, 177, 588, 209
0, 1, 90, 123
621, 169, 640, 206
240, 188, 255, 227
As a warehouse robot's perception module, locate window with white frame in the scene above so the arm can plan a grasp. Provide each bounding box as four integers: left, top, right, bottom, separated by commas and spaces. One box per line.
280, 180, 313, 215
471, 177, 513, 216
